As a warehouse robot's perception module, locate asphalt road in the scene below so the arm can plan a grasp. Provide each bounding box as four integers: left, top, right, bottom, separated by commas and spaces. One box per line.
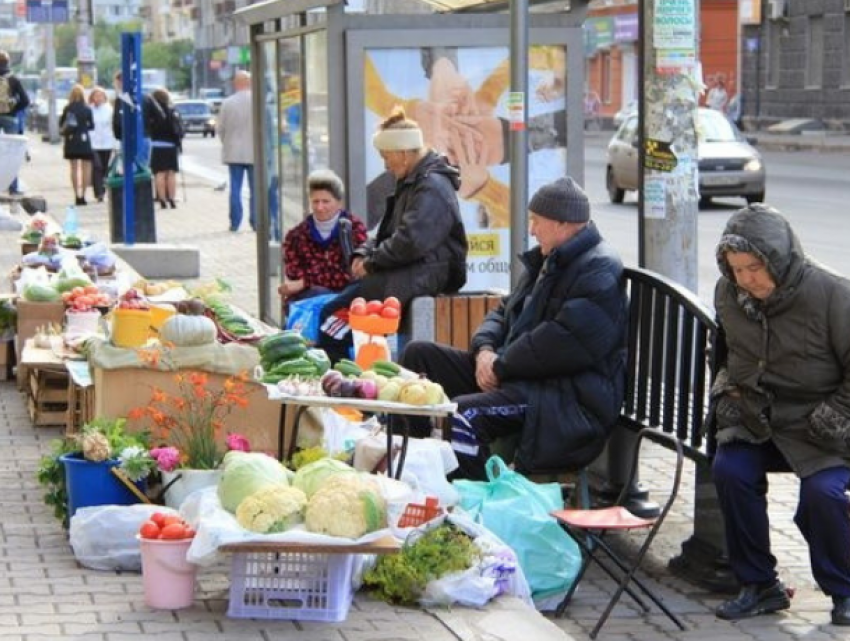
181, 133, 850, 307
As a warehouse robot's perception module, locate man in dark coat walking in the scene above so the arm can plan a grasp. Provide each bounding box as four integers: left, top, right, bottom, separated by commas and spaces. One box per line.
401, 177, 628, 480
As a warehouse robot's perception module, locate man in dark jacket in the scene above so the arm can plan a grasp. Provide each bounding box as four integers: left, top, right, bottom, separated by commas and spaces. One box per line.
711, 204, 850, 626
317, 107, 468, 363
401, 177, 628, 480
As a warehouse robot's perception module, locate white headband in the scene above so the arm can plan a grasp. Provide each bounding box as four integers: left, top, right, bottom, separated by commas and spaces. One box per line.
372, 127, 424, 151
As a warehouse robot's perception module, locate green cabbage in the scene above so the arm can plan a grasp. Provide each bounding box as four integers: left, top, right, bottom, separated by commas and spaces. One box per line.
291, 457, 357, 498
217, 452, 291, 513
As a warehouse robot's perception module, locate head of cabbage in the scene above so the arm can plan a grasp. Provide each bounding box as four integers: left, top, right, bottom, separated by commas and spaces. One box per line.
291, 457, 357, 498
217, 452, 292, 513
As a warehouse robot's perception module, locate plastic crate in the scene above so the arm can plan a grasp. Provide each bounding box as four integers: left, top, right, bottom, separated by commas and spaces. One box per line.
397, 497, 443, 528
227, 551, 355, 622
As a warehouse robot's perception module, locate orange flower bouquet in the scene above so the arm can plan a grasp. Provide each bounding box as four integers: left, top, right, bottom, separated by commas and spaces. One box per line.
129, 370, 251, 470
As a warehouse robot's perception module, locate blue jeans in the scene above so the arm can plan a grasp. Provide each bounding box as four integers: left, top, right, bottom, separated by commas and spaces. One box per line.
713, 440, 850, 597
228, 163, 255, 231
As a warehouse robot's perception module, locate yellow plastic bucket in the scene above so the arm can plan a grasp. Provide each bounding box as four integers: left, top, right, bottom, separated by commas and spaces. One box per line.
149, 304, 177, 338
111, 308, 153, 348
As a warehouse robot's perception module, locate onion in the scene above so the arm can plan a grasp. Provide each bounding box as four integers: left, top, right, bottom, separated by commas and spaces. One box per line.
321, 370, 344, 395
355, 378, 379, 400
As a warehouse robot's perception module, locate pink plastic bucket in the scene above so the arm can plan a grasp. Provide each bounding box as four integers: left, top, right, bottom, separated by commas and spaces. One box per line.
138, 536, 197, 609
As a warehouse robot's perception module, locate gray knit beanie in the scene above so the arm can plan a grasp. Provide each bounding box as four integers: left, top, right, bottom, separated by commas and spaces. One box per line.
528, 177, 590, 223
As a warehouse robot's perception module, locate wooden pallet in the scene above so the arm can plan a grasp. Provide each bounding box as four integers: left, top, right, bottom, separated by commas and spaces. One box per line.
26, 369, 69, 427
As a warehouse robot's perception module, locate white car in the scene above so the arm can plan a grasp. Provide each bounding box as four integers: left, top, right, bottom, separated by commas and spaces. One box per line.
605, 107, 766, 206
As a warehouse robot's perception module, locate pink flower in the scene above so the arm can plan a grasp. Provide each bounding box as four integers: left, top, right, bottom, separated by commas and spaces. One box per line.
150, 446, 181, 472
226, 433, 251, 452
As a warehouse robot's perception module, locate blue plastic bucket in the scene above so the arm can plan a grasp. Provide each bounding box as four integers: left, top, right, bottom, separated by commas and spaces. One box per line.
60, 453, 147, 517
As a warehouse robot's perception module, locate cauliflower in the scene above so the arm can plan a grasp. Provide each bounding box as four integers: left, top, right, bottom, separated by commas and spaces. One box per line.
305, 475, 387, 539
235, 485, 308, 534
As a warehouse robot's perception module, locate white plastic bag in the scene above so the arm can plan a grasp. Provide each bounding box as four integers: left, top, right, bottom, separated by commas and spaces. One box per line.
69, 504, 179, 571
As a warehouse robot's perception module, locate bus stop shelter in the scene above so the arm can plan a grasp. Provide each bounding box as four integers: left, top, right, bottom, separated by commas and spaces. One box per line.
233, 0, 588, 325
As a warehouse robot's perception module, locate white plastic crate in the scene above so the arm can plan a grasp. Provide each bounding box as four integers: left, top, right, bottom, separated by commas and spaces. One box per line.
227, 551, 356, 622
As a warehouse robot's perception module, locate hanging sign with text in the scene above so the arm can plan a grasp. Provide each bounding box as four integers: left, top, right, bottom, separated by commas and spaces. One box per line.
654, 0, 695, 49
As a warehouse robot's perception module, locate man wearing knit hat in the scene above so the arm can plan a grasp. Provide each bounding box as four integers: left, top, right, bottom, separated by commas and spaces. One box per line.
401, 176, 628, 480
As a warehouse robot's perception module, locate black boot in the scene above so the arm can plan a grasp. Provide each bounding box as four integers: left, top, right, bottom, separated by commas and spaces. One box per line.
832, 596, 850, 626
715, 581, 791, 620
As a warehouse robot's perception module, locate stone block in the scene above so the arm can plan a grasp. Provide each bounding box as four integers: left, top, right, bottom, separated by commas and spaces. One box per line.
110, 243, 200, 279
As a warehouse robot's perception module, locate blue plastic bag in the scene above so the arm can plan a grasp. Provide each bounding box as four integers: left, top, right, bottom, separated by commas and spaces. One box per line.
453, 455, 581, 605
285, 293, 336, 343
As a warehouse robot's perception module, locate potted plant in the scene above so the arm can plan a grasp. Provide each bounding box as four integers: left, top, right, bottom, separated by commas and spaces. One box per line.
128, 370, 252, 508
37, 418, 156, 525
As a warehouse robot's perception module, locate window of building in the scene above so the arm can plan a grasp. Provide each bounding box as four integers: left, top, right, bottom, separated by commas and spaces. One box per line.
600, 49, 611, 104
842, 14, 850, 87
767, 21, 780, 88
805, 15, 824, 89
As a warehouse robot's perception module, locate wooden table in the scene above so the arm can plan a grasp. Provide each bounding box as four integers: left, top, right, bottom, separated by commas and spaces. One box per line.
267, 389, 457, 479
19, 338, 72, 427
220, 535, 401, 555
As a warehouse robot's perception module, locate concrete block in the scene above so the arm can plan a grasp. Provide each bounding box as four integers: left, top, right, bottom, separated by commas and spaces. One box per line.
110, 243, 200, 279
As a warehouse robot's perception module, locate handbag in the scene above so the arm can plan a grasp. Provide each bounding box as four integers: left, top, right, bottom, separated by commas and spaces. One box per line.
61, 110, 79, 137
453, 455, 582, 604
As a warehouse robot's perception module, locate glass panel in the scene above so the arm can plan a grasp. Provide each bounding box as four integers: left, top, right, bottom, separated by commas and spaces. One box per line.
305, 30, 330, 173
260, 40, 283, 325
279, 38, 306, 233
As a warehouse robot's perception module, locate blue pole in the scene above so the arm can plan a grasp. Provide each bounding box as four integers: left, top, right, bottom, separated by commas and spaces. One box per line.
120, 33, 141, 246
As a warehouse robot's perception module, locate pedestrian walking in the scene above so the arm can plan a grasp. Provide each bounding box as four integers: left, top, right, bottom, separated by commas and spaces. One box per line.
59, 84, 94, 206
0, 49, 31, 195
88, 86, 116, 203
146, 87, 183, 209
217, 71, 256, 232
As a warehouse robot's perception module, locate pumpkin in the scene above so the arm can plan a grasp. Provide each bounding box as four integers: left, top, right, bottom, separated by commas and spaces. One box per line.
159, 314, 218, 346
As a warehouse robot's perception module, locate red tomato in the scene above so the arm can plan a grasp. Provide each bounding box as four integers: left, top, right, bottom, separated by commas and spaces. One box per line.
350, 301, 367, 316
383, 296, 401, 311
351, 297, 367, 308
183, 527, 196, 539
365, 300, 384, 315
139, 520, 161, 539
162, 515, 183, 528
150, 512, 168, 528
160, 523, 188, 539
380, 306, 400, 319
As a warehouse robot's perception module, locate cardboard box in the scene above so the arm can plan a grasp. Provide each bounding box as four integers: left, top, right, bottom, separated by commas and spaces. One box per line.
93, 367, 287, 458
15, 300, 65, 357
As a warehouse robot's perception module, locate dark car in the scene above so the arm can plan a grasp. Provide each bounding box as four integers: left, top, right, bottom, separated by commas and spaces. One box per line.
173, 100, 216, 137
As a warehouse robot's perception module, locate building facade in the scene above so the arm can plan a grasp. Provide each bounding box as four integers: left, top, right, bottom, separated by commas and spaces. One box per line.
740, 0, 850, 130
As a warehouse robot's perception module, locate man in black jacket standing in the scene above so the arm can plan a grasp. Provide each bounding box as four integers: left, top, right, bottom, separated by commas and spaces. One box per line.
401, 177, 628, 480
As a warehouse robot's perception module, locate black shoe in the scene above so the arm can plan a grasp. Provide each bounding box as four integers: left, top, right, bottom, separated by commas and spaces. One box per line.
833, 596, 850, 626
75, 196, 87, 206
159, 199, 168, 210
716, 581, 792, 620
168, 199, 177, 209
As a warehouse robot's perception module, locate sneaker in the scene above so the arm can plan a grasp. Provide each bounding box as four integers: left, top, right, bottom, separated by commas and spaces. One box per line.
833, 596, 850, 626
715, 581, 792, 620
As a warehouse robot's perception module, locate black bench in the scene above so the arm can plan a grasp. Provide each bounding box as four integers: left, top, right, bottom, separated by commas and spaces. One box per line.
602, 266, 731, 591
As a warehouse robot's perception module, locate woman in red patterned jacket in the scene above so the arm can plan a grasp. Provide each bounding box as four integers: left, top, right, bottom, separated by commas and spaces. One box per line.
278, 169, 368, 316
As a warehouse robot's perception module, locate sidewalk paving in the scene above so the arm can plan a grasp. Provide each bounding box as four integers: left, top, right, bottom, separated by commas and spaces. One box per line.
1, 138, 847, 640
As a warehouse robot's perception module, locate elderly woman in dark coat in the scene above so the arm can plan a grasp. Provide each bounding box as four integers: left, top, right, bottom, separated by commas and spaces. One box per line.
711, 204, 850, 627
317, 107, 468, 363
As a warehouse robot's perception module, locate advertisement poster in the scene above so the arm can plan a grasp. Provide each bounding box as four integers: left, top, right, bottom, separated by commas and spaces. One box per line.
363, 46, 568, 292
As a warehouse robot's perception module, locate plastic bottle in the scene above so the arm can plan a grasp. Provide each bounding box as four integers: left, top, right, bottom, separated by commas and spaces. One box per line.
63, 205, 78, 235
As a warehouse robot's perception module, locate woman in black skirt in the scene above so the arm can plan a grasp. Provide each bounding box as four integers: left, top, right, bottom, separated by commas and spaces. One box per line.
147, 88, 183, 209
59, 84, 95, 206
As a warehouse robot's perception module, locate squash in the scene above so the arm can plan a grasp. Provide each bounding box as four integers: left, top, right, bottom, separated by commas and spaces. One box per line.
159, 314, 217, 346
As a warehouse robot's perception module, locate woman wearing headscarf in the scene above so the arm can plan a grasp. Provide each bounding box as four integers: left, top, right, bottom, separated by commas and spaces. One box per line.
317, 106, 468, 363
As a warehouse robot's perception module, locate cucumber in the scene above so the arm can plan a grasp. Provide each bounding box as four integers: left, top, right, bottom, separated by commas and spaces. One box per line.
370, 360, 401, 375
263, 341, 308, 363
334, 359, 363, 376
258, 330, 306, 354
268, 357, 319, 377
304, 348, 331, 375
